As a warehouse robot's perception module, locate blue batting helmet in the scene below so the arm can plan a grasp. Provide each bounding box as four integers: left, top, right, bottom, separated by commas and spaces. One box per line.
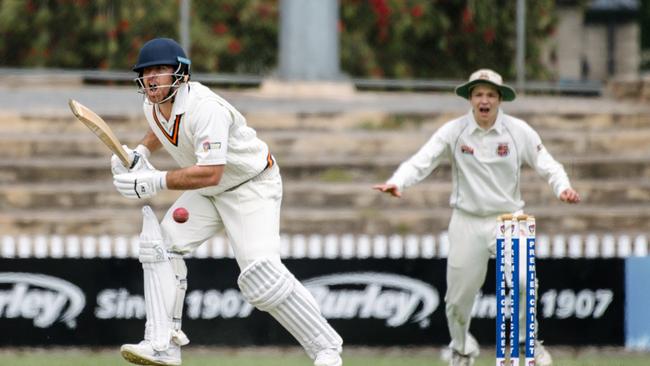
132, 38, 191, 75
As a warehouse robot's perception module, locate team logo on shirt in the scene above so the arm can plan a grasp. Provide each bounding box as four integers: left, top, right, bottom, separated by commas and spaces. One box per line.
460, 145, 474, 155
202, 141, 221, 151
497, 142, 509, 157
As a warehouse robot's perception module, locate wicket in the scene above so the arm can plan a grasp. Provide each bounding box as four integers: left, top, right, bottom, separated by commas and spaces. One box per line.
496, 214, 536, 366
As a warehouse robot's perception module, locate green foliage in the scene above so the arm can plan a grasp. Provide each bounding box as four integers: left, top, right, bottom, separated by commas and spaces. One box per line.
340, 0, 557, 80
0, 0, 555, 79
191, 0, 278, 73
0, 0, 176, 70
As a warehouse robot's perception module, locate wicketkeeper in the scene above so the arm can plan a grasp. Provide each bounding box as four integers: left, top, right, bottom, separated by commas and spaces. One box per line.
111, 38, 343, 366
374, 69, 580, 366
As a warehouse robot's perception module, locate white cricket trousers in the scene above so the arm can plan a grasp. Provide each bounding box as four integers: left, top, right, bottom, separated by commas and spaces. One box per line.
446, 208, 535, 356
160, 163, 283, 270
156, 164, 344, 359
445, 209, 496, 356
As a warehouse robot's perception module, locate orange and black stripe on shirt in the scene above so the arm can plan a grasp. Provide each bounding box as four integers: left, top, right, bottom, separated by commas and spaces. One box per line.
152, 109, 182, 146
265, 152, 274, 169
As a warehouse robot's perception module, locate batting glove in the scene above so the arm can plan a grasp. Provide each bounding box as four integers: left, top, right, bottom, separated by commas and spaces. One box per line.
111, 144, 152, 176
113, 169, 167, 200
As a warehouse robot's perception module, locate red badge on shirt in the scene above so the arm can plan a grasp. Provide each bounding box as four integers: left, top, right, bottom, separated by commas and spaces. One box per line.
497, 142, 509, 157
460, 145, 474, 155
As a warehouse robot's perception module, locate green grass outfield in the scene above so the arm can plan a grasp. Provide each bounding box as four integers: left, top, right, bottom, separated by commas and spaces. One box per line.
0, 347, 648, 366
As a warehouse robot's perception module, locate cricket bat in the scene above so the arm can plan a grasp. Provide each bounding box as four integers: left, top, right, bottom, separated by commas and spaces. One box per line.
68, 99, 132, 167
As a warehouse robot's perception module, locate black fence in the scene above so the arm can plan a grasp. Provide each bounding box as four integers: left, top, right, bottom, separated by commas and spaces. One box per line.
0, 258, 623, 346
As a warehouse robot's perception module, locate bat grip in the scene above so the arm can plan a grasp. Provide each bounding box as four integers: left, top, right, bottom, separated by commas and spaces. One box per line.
128, 152, 141, 170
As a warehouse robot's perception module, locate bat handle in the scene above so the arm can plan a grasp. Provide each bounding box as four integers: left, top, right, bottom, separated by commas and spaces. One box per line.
128, 152, 141, 170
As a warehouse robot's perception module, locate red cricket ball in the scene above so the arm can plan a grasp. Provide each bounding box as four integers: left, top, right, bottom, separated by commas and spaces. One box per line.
172, 207, 189, 223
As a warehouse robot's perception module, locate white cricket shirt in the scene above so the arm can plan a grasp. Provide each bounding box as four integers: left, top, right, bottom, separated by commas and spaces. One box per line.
143, 82, 270, 195
387, 109, 571, 216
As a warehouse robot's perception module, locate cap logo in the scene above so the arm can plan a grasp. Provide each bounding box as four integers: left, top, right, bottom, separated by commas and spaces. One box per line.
177, 56, 191, 65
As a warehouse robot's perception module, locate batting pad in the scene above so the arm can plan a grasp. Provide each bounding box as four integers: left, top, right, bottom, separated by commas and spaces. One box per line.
139, 206, 189, 351
238, 259, 342, 359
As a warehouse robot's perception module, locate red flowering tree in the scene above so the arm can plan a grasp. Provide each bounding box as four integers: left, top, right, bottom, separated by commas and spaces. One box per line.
339, 0, 556, 80
190, 0, 277, 73
0, 0, 175, 70
0, 0, 556, 80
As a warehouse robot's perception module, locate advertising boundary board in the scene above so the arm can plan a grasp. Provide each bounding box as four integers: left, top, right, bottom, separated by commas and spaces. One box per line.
0, 258, 624, 346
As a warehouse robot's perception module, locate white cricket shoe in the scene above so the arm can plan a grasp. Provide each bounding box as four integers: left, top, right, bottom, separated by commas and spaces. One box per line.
535, 340, 553, 366
314, 349, 342, 366
449, 350, 474, 366
120, 340, 181, 366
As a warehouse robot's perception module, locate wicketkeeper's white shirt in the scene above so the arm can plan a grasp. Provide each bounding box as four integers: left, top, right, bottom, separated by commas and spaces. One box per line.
387, 109, 571, 216
143, 82, 270, 195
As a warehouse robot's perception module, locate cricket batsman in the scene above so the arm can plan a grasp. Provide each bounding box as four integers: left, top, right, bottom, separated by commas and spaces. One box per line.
111, 38, 343, 366
374, 69, 580, 366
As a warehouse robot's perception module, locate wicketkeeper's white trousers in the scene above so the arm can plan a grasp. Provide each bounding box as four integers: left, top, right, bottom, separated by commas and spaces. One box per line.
445, 208, 535, 357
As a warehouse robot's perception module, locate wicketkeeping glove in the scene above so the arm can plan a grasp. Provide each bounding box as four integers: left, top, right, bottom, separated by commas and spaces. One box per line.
111, 144, 152, 175
113, 168, 167, 200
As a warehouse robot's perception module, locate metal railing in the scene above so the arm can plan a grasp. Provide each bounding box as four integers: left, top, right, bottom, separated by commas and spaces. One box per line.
0, 68, 603, 95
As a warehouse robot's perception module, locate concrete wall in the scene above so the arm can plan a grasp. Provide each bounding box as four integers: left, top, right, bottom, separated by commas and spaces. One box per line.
555, 7, 584, 80
584, 26, 608, 80
615, 23, 640, 78
553, 6, 639, 81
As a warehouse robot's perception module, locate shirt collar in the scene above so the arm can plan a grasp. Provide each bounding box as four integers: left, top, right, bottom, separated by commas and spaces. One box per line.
467, 108, 505, 134
170, 82, 190, 117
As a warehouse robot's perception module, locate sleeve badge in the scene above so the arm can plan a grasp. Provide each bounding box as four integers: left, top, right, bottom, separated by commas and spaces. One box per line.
202, 141, 221, 152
